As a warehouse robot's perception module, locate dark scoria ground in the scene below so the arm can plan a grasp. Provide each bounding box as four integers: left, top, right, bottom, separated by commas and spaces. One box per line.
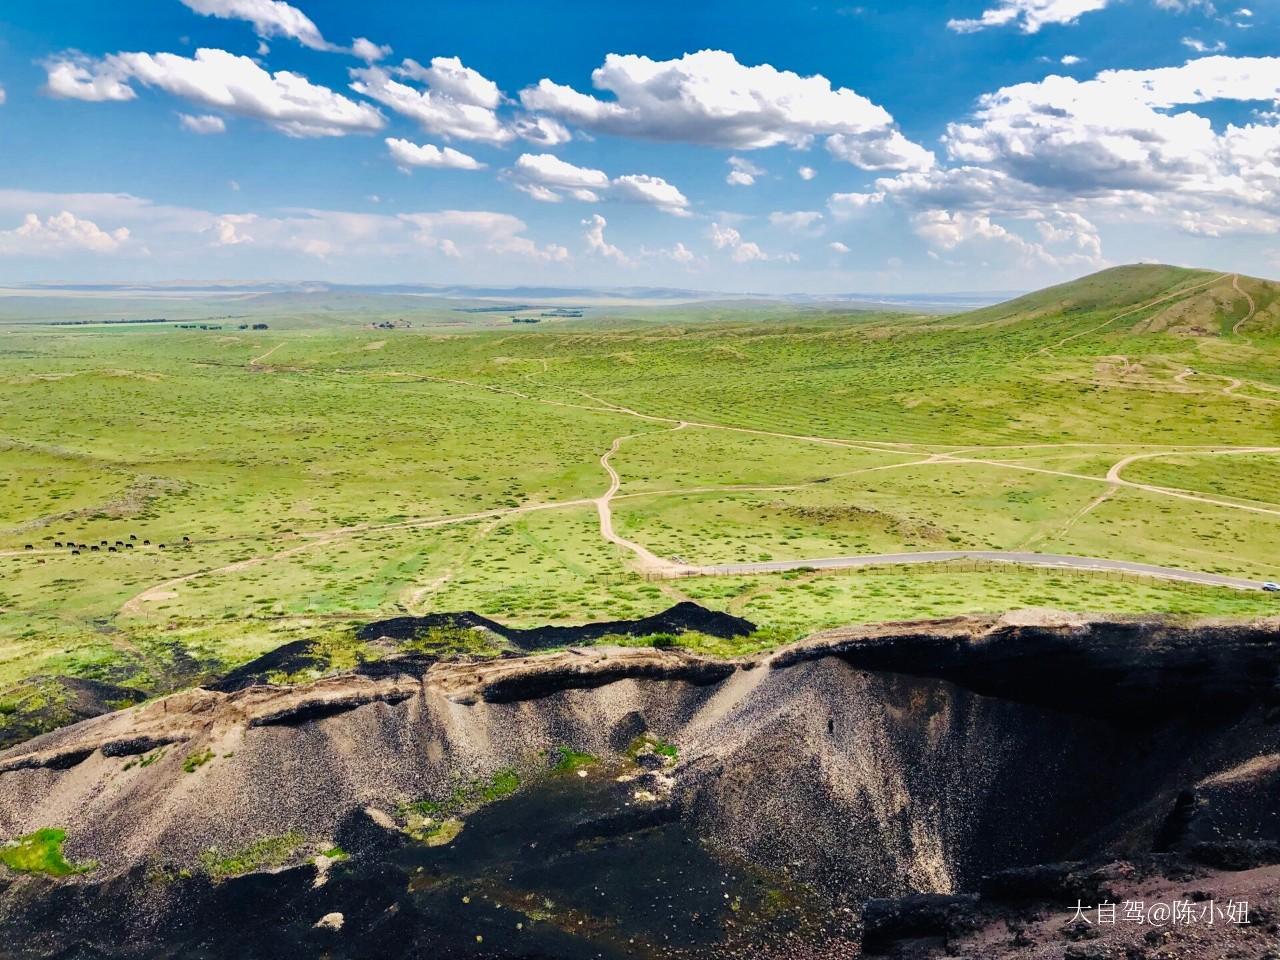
2, 610, 1280, 958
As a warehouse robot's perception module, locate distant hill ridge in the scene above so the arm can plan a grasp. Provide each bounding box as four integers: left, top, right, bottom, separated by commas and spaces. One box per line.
962, 263, 1279, 338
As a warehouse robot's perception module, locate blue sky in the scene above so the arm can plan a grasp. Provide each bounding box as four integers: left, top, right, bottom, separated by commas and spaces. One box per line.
0, 0, 1276, 292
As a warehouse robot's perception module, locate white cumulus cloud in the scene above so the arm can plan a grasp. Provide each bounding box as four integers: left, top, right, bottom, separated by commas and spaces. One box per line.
401, 210, 569, 262
0, 211, 130, 254
826, 129, 935, 172
45, 47, 385, 137
1182, 37, 1226, 52
386, 137, 485, 171
948, 0, 1112, 33
510, 154, 691, 215
179, 113, 226, 134
179, 0, 333, 51
512, 114, 572, 146
726, 156, 765, 186
583, 213, 627, 263
769, 210, 824, 233
350, 57, 510, 143
519, 49, 929, 168
709, 222, 790, 263
352, 38, 392, 63
512, 153, 610, 202
611, 174, 690, 216
44, 55, 135, 101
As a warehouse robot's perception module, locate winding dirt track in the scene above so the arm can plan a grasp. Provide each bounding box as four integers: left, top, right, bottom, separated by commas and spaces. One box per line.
109, 430, 1280, 614
594, 424, 686, 573
249, 342, 286, 366
91, 315, 1280, 612
1232, 274, 1257, 335
1039, 273, 1228, 356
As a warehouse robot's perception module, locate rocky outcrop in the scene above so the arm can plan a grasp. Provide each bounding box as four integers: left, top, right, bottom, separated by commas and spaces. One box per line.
776, 610, 1280, 718
1, 611, 1278, 958
0, 676, 147, 750
357, 600, 756, 650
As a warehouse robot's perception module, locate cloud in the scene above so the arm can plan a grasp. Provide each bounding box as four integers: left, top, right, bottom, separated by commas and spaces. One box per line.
798, 166, 817, 180
399, 56, 501, 109
510, 153, 691, 215
352, 38, 392, 63
0, 87, 6, 106
519, 49, 928, 167
828, 190, 886, 219
1182, 37, 1226, 52
211, 213, 256, 245
582, 213, 627, 263
207, 207, 568, 261
948, 0, 1111, 33
611, 174, 690, 216
512, 114, 572, 146
0, 211, 130, 255
0, 189, 217, 237
386, 137, 485, 171
940, 56, 1280, 217
43, 55, 136, 101
668, 241, 696, 264
350, 57, 510, 143
951, 0, 1222, 32
826, 129, 935, 172
0, 190, 573, 268
400, 210, 569, 262
829, 241, 851, 253
45, 47, 385, 137
768, 210, 824, 232
1060, 55, 1083, 65
179, 0, 333, 51
709, 222, 794, 263
179, 112, 226, 134
512, 153, 609, 202
639, 240, 701, 267
726, 156, 764, 186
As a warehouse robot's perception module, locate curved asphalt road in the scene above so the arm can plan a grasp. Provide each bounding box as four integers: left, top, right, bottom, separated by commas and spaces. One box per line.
691, 550, 1272, 591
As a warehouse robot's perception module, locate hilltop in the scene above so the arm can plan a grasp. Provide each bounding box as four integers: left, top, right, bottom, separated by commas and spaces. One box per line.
959, 263, 1279, 338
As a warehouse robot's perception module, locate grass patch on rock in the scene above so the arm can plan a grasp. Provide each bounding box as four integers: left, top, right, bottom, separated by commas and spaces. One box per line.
402, 624, 508, 659
603, 627, 797, 659
0, 828, 95, 877
199, 831, 306, 881
399, 767, 523, 847
182, 748, 215, 773
550, 746, 598, 773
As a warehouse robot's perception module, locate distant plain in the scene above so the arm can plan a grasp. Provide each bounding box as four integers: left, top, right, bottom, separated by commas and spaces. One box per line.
1, 264, 1277, 695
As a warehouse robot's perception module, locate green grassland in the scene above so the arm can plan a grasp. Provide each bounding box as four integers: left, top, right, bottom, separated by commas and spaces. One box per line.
0, 264, 1278, 705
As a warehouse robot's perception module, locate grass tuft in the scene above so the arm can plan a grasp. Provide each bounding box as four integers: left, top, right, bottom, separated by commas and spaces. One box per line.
0, 828, 95, 876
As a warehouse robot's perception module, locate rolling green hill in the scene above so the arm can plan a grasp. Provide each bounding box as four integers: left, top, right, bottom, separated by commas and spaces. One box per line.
0, 263, 1277, 743
958, 263, 1279, 339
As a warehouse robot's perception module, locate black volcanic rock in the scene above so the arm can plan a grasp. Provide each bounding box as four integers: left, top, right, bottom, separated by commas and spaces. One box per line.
860, 893, 981, 954
0, 676, 146, 750
357, 601, 756, 651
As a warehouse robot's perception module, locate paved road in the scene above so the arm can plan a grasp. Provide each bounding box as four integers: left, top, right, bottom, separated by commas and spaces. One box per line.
692, 550, 1271, 591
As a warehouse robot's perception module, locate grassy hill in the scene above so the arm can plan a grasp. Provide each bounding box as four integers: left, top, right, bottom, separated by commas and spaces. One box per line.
959, 263, 1279, 339
0, 262, 1277, 739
